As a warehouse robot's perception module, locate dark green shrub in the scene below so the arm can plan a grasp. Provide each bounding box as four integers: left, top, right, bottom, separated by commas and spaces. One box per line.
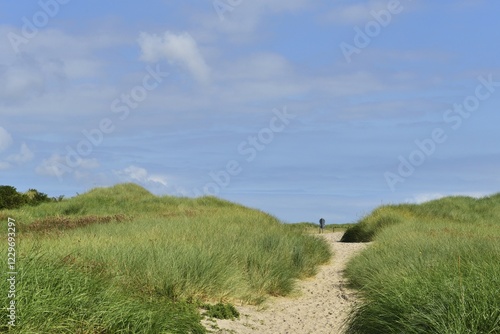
0, 185, 25, 209
202, 303, 240, 320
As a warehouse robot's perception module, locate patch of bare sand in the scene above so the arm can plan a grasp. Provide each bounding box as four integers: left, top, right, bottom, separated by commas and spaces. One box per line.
203, 232, 368, 334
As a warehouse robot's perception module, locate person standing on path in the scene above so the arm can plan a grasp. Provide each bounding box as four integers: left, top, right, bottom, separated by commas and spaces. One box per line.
319, 218, 325, 233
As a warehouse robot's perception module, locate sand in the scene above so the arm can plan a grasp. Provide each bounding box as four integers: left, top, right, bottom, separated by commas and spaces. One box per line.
203, 232, 368, 334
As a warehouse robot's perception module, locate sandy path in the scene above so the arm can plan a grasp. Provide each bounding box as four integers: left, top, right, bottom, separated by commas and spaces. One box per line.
203, 232, 368, 334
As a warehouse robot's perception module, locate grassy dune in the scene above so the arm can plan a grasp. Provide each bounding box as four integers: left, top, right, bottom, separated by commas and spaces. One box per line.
1, 183, 331, 333
342, 195, 500, 334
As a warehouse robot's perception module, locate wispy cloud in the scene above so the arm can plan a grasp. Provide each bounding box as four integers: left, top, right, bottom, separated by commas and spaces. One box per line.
0, 129, 34, 169
0, 127, 13, 152
7, 143, 34, 164
138, 31, 211, 84
35, 154, 100, 179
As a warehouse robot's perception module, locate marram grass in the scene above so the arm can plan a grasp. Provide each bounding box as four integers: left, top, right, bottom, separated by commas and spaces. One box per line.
343, 194, 500, 334
0, 183, 331, 333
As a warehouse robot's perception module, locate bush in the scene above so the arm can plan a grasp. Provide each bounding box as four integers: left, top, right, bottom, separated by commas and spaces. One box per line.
0, 185, 25, 209
0, 186, 55, 210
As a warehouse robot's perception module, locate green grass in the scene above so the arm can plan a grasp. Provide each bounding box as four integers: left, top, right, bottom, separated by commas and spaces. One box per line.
201, 303, 240, 320
343, 194, 500, 334
1, 183, 331, 333
2, 250, 203, 333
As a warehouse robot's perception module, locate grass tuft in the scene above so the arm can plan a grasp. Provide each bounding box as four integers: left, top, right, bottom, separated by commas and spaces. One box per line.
343, 194, 500, 334
202, 303, 240, 320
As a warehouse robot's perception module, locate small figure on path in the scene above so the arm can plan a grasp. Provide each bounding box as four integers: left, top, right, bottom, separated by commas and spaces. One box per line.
319, 218, 325, 234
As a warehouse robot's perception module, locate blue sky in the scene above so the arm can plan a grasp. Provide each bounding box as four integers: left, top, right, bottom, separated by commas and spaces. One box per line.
2, 0, 500, 223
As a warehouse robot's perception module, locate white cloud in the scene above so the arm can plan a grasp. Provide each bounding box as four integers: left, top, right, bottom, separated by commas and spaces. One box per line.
35, 154, 66, 178
0, 27, 114, 95
0, 127, 13, 152
114, 165, 169, 188
0, 26, 127, 111
35, 153, 99, 179
117, 165, 147, 182
138, 31, 210, 84
147, 175, 168, 187
7, 143, 34, 163
0, 54, 67, 103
